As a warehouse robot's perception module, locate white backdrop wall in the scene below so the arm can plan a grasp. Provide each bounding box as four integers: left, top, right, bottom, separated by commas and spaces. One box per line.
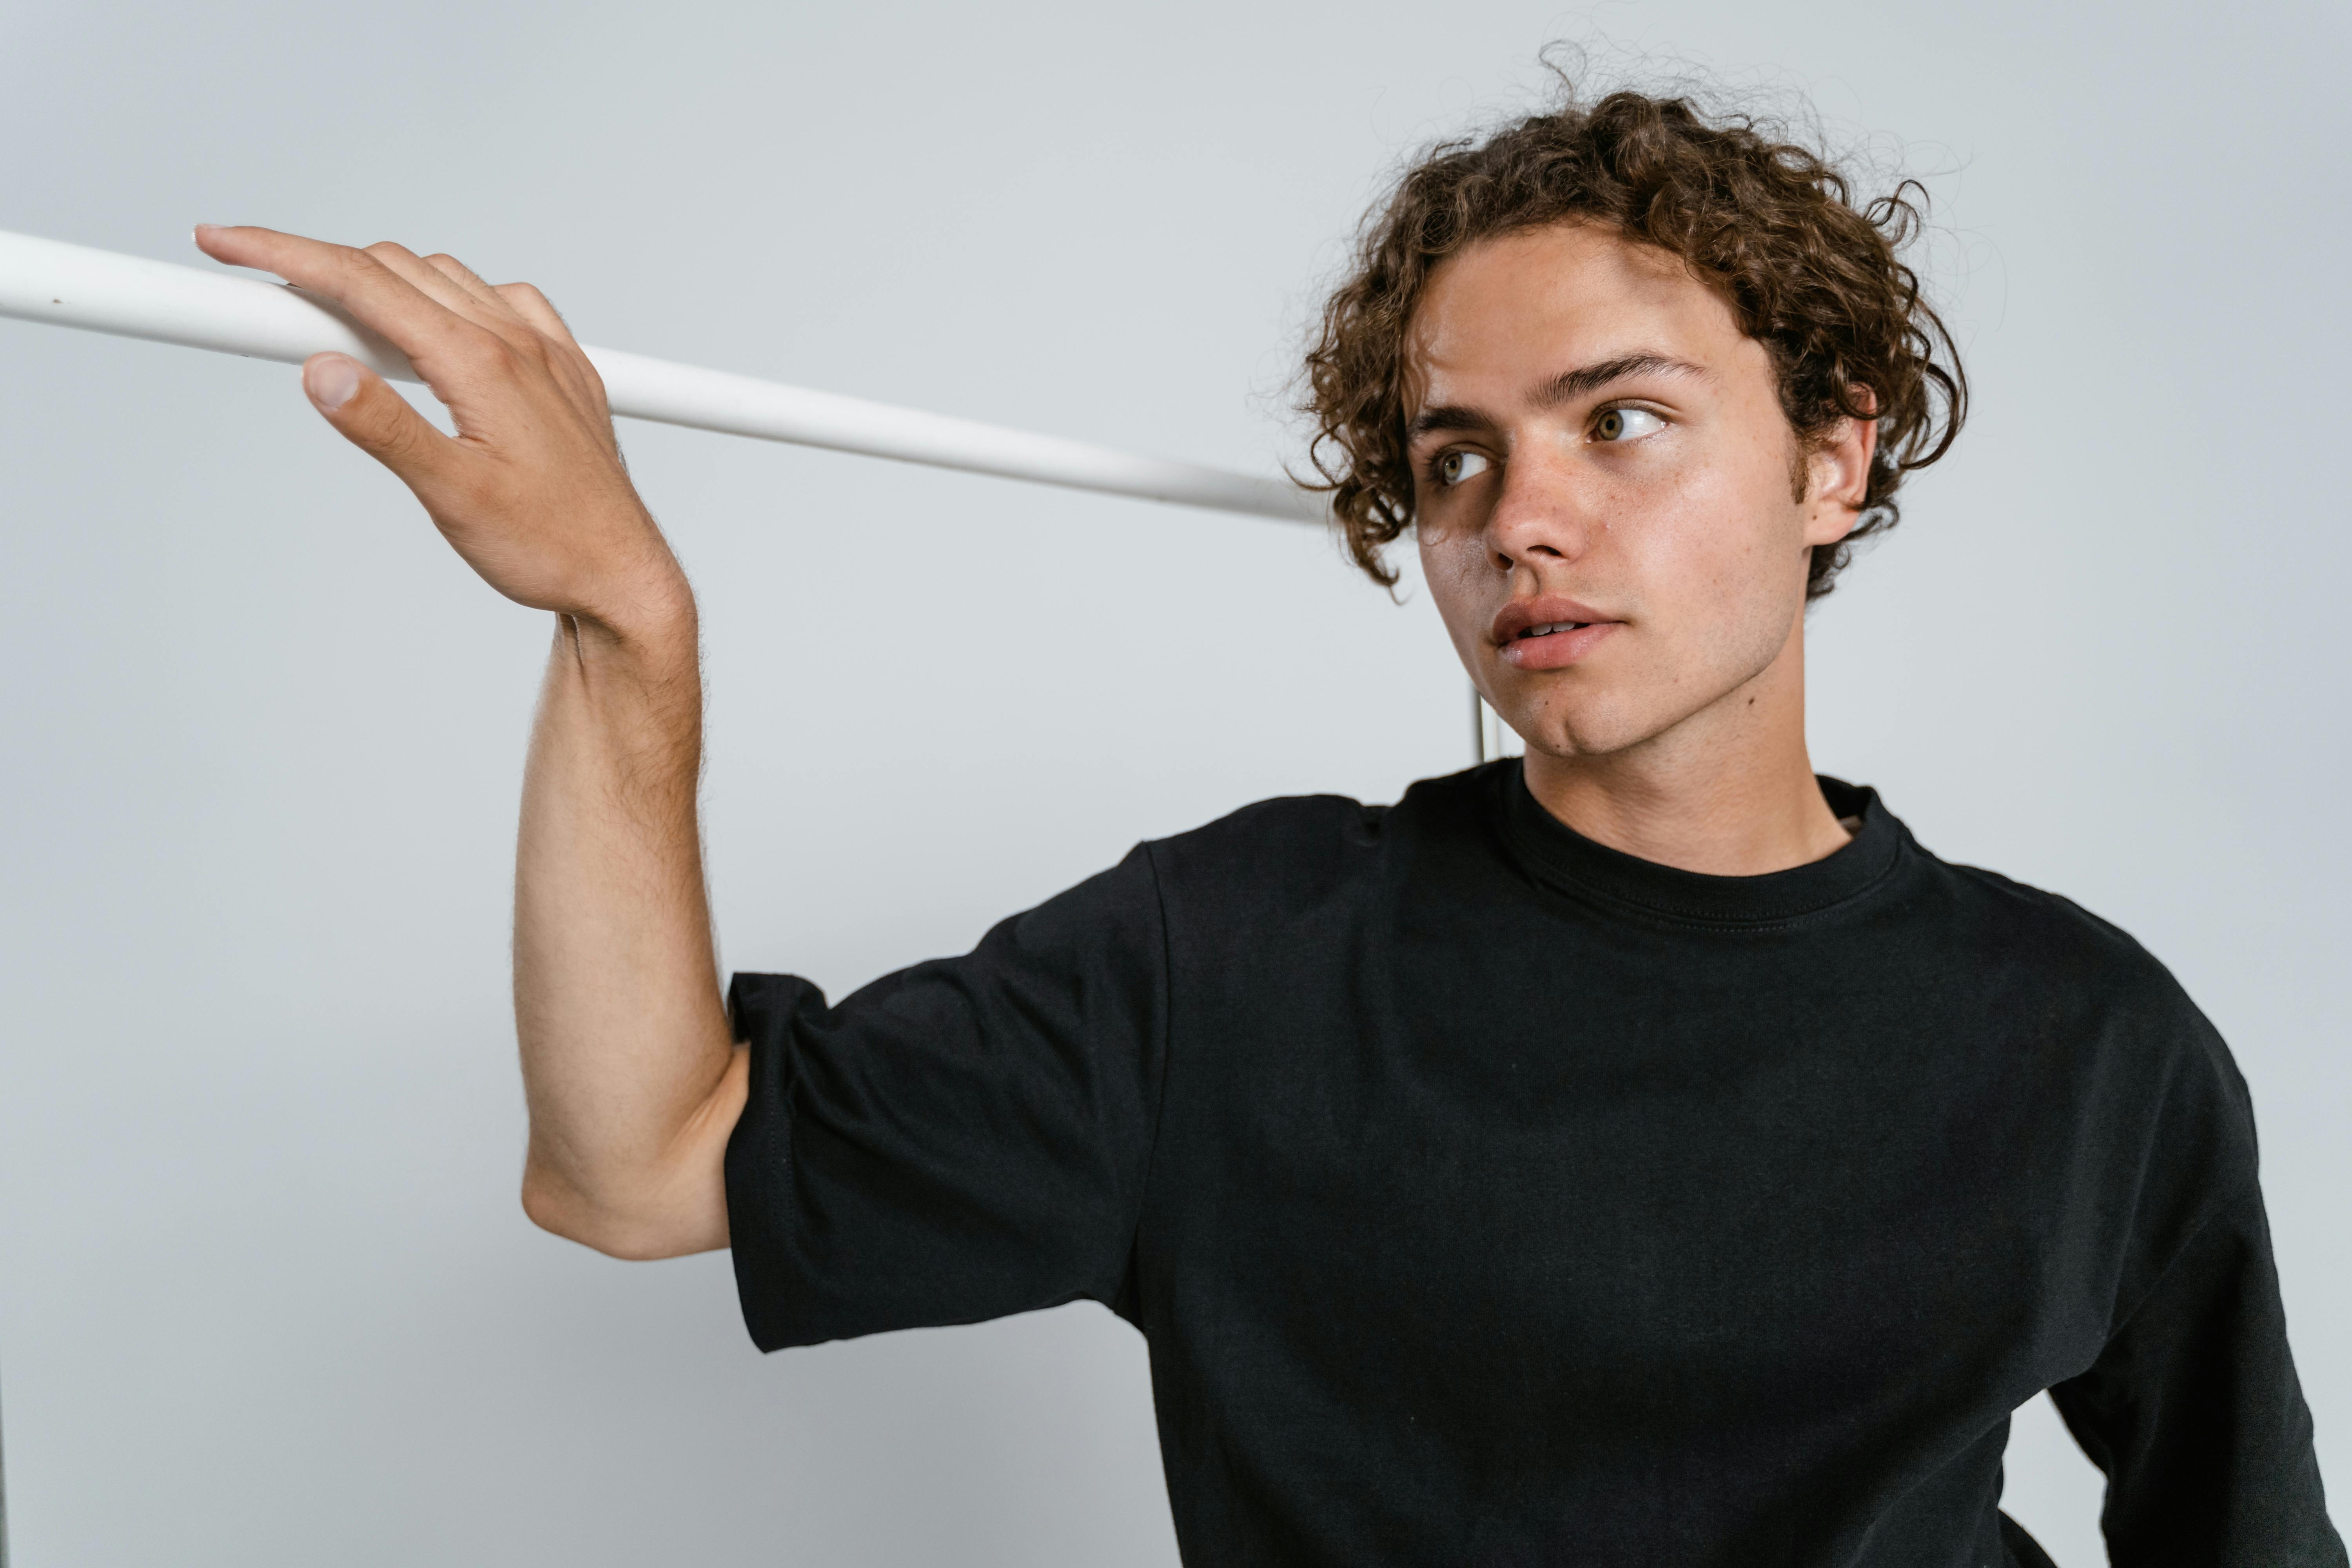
0, 2, 2344, 1564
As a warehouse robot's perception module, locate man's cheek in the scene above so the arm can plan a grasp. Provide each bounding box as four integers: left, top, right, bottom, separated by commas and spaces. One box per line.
1426, 543, 1491, 626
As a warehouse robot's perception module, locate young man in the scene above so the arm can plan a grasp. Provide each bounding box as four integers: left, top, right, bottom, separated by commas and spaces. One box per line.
197, 86, 2339, 1567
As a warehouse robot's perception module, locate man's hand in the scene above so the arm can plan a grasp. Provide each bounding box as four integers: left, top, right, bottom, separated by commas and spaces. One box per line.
192, 224, 684, 631
198, 225, 741, 1259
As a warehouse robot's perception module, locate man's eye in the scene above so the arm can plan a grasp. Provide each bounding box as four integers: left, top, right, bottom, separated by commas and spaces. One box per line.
1592, 407, 1666, 443
1435, 450, 1492, 486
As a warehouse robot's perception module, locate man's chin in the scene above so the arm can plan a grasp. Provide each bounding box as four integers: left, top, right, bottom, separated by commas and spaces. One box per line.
1508, 711, 1664, 763
1502, 688, 1720, 764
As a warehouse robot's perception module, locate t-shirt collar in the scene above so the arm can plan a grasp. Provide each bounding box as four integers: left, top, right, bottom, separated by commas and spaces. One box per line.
1495, 761, 1904, 925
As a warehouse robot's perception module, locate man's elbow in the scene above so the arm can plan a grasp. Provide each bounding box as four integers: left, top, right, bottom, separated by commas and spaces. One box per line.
519, 1161, 723, 1261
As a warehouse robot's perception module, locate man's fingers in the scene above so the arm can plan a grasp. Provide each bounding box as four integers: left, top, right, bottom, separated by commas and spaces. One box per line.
406, 256, 613, 417
494, 282, 580, 348
419, 251, 513, 315
402, 251, 604, 413
195, 225, 501, 379
364, 242, 531, 340
489, 281, 609, 418
302, 352, 461, 494
208, 227, 617, 479
192, 222, 279, 271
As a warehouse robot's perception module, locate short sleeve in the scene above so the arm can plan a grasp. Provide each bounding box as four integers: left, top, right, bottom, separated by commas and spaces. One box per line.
722, 843, 1169, 1351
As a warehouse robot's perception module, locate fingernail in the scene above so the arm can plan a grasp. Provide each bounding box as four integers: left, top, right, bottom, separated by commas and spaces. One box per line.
192, 223, 218, 243
305, 355, 361, 411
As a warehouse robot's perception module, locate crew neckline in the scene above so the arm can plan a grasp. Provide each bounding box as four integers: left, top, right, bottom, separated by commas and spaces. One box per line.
1494, 761, 1904, 926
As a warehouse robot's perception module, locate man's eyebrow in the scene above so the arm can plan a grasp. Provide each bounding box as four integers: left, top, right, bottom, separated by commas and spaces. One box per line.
1405, 354, 1705, 442
1533, 353, 1705, 409
1406, 403, 1493, 440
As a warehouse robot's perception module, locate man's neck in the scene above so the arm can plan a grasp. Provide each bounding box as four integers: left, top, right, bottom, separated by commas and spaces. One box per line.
1517, 628, 1851, 878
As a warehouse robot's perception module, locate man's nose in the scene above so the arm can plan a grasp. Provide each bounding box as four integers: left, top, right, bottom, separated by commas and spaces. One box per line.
1482, 442, 1591, 575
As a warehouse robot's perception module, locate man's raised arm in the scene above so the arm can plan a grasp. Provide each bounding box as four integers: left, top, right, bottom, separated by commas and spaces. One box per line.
194, 225, 743, 1260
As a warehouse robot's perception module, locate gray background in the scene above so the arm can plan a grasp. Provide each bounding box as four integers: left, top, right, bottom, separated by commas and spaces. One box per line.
1, 1, 2344, 1563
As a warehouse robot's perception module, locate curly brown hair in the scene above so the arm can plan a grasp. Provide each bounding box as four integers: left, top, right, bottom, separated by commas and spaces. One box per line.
1301, 85, 1966, 598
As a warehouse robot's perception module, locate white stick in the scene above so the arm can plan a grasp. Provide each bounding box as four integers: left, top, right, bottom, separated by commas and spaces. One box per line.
0, 229, 1326, 525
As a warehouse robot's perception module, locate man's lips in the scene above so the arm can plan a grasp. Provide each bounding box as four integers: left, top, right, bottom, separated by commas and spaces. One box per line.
1491, 597, 1623, 670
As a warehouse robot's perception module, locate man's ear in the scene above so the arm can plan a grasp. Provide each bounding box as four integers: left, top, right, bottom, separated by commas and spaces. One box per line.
1802, 393, 1880, 547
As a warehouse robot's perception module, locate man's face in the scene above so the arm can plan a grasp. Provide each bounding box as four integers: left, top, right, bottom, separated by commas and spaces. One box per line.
1407, 222, 1863, 761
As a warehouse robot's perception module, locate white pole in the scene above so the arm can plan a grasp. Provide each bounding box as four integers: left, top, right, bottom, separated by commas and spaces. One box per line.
0, 229, 1325, 526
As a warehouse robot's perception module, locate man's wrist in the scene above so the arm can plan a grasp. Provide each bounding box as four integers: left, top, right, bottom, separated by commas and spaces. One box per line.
569, 564, 699, 668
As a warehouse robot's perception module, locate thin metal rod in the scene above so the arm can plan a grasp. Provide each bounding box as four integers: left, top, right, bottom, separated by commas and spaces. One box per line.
0, 229, 1325, 526
1, 1367, 11, 1568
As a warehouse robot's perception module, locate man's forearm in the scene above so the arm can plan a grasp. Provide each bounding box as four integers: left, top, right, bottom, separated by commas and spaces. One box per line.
513, 594, 744, 1258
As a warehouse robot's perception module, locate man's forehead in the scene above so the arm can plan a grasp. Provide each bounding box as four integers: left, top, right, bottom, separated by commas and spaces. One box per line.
1405, 226, 1746, 406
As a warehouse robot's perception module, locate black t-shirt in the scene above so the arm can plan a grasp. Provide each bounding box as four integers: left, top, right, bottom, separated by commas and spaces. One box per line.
723, 765, 2344, 1566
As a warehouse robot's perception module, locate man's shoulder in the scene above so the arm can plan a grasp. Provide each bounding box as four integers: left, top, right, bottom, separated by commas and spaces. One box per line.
1135, 766, 1492, 906
1143, 766, 1490, 862
1913, 851, 2169, 987
1901, 846, 2238, 1085
1906, 849, 2268, 1231
1140, 789, 1387, 897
